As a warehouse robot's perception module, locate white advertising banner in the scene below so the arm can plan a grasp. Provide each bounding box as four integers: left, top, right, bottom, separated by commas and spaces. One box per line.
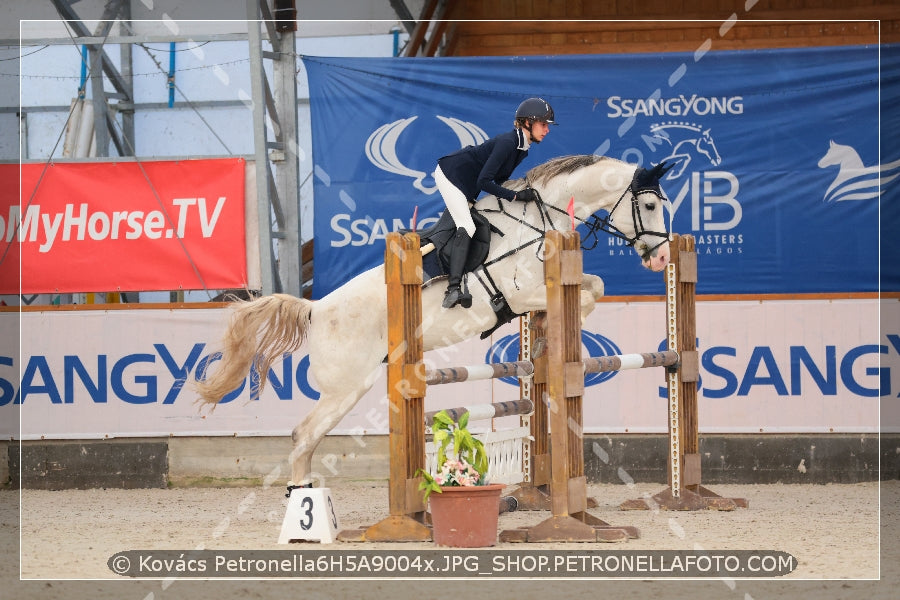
0, 298, 894, 440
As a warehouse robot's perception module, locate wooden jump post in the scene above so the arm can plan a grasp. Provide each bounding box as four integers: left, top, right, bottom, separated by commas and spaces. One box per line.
355, 232, 431, 541
358, 231, 590, 542
500, 230, 637, 542
619, 233, 748, 511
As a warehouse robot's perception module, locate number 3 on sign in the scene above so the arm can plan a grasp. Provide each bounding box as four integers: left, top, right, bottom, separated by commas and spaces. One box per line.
278, 488, 341, 544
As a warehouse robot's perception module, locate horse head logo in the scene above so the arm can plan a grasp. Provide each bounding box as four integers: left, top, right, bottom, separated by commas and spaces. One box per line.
365, 116, 489, 194
649, 122, 722, 180
817, 140, 899, 202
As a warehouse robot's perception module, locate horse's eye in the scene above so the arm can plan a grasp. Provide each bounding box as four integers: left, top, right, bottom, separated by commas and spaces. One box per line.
644, 202, 656, 211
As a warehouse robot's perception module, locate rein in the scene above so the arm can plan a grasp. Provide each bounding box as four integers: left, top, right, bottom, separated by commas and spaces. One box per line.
478, 194, 556, 267
478, 179, 670, 268
579, 186, 671, 256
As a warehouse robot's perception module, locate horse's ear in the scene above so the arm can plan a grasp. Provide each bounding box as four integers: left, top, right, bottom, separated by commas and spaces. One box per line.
634, 161, 672, 190
656, 161, 673, 180
645, 161, 671, 183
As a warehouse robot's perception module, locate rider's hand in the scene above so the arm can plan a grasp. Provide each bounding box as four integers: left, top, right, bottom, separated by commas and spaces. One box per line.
515, 188, 539, 202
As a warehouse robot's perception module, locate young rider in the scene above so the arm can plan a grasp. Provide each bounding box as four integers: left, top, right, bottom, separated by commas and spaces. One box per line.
434, 97, 556, 309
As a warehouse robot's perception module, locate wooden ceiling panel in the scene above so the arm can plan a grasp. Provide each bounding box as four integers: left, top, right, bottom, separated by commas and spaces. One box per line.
435, 0, 894, 56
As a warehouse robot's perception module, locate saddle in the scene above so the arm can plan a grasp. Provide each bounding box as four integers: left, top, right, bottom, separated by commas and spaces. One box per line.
412, 209, 493, 284
402, 208, 520, 339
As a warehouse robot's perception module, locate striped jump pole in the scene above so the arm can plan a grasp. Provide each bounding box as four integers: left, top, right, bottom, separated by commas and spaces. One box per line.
583, 351, 678, 374
425, 361, 533, 386
425, 399, 534, 426
425, 351, 676, 386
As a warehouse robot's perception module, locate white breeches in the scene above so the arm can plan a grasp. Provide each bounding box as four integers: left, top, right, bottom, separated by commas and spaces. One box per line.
434, 165, 476, 237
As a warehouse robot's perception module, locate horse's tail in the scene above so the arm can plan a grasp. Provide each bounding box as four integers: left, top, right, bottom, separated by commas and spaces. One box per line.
194, 293, 313, 408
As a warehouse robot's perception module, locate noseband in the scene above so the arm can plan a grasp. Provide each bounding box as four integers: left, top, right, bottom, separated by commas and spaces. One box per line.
580, 182, 670, 259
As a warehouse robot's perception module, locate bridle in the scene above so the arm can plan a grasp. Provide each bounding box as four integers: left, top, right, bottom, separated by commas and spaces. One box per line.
578, 184, 671, 259
479, 168, 671, 266
467, 165, 672, 337
482, 181, 669, 263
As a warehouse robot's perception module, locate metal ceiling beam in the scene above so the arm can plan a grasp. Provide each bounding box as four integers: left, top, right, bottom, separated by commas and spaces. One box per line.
247, 1, 276, 295
16, 32, 256, 46
87, 17, 114, 156
118, 2, 135, 153
49, 0, 133, 157
48, 0, 132, 98
389, 0, 417, 34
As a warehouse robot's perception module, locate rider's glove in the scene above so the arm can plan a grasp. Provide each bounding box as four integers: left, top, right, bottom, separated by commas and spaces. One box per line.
515, 188, 539, 202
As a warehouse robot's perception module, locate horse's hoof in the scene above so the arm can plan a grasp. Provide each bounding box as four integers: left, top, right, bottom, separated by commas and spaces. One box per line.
285, 482, 313, 497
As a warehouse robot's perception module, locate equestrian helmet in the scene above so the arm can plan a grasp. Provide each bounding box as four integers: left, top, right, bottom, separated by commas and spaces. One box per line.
515, 97, 556, 125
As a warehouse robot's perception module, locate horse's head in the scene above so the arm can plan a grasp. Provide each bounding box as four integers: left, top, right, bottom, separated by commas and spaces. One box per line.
524, 155, 671, 272
622, 162, 672, 271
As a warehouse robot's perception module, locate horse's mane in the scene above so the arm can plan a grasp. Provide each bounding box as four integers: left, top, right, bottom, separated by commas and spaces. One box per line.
525, 154, 611, 186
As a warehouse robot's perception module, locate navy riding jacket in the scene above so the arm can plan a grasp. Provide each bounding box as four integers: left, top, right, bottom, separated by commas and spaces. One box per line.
437, 128, 529, 202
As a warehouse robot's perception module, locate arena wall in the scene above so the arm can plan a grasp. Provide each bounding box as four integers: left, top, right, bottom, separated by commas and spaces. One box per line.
3, 292, 897, 489
3, 433, 896, 490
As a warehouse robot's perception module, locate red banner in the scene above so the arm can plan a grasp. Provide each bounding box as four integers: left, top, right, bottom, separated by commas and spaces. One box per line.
0, 158, 247, 294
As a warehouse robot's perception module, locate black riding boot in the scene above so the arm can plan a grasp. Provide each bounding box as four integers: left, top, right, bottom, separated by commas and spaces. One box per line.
442, 227, 473, 309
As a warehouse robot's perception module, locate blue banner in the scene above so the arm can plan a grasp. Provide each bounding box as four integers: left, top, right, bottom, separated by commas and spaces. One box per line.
304, 45, 898, 298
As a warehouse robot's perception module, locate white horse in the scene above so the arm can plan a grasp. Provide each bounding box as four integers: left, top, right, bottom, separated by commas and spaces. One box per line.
195, 155, 673, 486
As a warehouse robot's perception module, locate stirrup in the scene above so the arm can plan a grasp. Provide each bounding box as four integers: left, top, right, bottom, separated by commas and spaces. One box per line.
442, 284, 472, 309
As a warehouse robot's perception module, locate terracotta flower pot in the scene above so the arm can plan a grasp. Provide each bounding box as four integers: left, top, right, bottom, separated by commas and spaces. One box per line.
428, 483, 505, 547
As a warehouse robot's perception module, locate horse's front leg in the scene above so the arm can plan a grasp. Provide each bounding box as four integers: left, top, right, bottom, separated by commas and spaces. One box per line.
504, 273, 603, 322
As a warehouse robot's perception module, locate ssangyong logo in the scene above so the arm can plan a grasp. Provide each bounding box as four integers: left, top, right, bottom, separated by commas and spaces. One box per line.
606, 95, 744, 119
365, 115, 488, 194
486, 331, 623, 387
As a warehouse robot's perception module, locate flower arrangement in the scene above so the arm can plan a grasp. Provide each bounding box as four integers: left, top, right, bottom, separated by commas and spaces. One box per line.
417, 409, 489, 502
